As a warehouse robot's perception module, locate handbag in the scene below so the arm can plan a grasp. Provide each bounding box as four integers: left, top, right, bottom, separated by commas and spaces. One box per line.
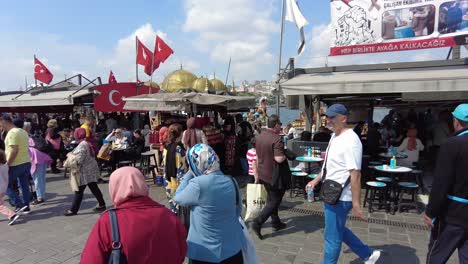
229, 177, 258, 264
98, 144, 112, 161
244, 183, 267, 221
108, 209, 126, 264
319, 137, 350, 205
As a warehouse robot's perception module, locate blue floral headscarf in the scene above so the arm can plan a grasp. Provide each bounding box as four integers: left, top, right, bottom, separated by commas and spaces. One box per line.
187, 144, 220, 177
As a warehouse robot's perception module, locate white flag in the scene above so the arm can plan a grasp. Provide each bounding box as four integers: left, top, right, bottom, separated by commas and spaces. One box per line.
285, 0, 308, 55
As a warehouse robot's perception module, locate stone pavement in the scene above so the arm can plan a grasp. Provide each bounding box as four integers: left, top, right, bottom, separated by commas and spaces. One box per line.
0, 172, 460, 264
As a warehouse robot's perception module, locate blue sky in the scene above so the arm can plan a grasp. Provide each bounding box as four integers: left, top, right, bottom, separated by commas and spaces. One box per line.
0, 0, 462, 90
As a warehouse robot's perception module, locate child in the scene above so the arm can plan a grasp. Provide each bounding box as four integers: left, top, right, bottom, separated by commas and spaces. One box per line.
246, 137, 258, 184
0, 150, 22, 225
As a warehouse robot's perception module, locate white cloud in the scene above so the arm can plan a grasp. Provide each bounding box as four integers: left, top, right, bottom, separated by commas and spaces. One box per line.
183, 0, 277, 80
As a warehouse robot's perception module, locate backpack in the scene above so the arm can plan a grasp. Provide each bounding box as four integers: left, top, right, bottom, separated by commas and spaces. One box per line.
32, 134, 51, 153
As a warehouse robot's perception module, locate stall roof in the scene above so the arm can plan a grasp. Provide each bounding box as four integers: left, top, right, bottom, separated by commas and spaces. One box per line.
282, 59, 468, 99
123, 92, 255, 111
0, 89, 93, 108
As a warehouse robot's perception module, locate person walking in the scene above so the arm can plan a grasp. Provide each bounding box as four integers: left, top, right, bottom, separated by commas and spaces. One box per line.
0, 150, 22, 225
45, 119, 62, 174
0, 116, 32, 214
250, 115, 288, 240
24, 122, 52, 205
174, 144, 244, 264
163, 124, 188, 214
424, 104, 468, 263
81, 167, 187, 264
63, 128, 106, 216
305, 104, 380, 264
182, 117, 207, 150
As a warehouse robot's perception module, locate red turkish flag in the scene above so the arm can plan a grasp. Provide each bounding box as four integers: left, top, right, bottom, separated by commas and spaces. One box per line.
108, 71, 117, 84
93, 82, 159, 112
136, 37, 153, 66
34, 57, 54, 84
154, 36, 173, 63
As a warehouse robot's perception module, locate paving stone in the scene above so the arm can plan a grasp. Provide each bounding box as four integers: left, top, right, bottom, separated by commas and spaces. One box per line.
0, 173, 460, 263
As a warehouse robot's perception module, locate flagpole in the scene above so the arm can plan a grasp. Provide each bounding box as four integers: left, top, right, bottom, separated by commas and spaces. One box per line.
34, 54, 38, 87
135, 37, 140, 94
225, 57, 231, 86
276, 0, 286, 117
149, 44, 155, 95
136, 37, 139, 83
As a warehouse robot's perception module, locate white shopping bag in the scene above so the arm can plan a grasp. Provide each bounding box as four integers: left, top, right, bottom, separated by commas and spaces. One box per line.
245, 183, 267, 221
239, 217, 258, 264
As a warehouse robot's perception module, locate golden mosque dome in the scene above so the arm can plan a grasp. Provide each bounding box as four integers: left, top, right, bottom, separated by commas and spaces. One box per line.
210, 78, 227, 92
143, 81, 160, 89
192, 77, 213, 93
160, 69, 197, 92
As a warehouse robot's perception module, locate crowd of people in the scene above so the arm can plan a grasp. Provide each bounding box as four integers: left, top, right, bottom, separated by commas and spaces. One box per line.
1, 102, 467, 264
0, 112, 151, 222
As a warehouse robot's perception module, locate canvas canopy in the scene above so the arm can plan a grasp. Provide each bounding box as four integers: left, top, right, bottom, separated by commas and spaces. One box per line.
123, 91, 255, 111
281, 59, 468, 101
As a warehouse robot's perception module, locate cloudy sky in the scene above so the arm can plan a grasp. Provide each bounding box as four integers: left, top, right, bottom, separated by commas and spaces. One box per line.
0, 0, 465, 91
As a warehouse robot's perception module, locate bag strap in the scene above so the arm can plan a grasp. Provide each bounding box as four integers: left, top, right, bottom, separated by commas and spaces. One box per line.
109, 209, 122, 264
321, 136, 334, 182
321, 135, 352, 188
229, 177, 240, 206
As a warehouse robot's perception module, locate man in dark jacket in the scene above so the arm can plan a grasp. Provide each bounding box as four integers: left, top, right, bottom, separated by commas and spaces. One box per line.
424, 104, 468, 263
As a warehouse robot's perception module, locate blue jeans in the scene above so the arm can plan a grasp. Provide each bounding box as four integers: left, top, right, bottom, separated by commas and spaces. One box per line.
323, 201, 372, 264
32, 163, 47, 200
7, 162, 32, 208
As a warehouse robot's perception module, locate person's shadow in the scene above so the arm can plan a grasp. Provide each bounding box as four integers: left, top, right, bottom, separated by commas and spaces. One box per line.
347, 244, 420, 264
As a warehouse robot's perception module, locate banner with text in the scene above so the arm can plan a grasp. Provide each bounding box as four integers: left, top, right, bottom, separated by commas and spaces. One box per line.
330, 0, 468, 56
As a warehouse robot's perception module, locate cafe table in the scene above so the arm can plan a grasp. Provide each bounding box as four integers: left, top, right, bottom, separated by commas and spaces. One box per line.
295, 156, 323, 173
378, 152, 408, 160
373, 165, 413, 213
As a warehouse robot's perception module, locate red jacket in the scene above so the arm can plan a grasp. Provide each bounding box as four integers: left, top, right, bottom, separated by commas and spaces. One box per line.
81, 196, 187, 264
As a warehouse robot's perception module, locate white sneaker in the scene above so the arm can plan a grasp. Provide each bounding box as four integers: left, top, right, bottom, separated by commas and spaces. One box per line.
364, 250, 381, 264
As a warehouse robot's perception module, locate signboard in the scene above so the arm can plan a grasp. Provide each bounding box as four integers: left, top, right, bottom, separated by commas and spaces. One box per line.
93, 82, 159, 112
330, 0, 468, 56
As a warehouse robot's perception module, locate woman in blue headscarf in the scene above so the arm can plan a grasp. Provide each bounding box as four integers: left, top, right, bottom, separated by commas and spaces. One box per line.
174, 144, 244, 264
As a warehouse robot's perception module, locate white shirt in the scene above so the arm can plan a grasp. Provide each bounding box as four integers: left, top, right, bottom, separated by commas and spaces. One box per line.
397, 138, 424, 167
322, 129, 362, 202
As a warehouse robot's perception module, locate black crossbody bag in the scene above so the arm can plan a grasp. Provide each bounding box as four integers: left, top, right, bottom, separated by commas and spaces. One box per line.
319, 138, 351, 205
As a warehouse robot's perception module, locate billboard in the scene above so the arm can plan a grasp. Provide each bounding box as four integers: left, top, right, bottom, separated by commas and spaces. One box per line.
330, 0, 468, 56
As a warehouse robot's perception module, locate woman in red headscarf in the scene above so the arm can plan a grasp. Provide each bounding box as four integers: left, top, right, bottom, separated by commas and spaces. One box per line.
181, 117, 207, 150
63, 128, 106, 216
81, 167, 187, 264
398, 128, 425, 167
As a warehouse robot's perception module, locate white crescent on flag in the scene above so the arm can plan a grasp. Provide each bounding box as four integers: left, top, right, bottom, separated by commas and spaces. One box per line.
34, 64, 42, 73
108, 90, 121, 106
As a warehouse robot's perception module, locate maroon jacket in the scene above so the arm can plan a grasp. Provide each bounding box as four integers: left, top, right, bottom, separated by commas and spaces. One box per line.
81, 196, 187, 264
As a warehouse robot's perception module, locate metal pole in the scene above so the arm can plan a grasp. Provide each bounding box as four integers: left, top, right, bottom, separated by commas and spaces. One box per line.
136, 37, 140, 95
276, 0, 286, 117
149, 38, 156, 94
225, 57, 231, 86
136, 37, 139, 83
34, 54, 37, 87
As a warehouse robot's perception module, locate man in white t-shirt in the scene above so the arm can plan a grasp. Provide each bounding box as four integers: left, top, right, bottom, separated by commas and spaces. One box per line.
306, 104, 380, 264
